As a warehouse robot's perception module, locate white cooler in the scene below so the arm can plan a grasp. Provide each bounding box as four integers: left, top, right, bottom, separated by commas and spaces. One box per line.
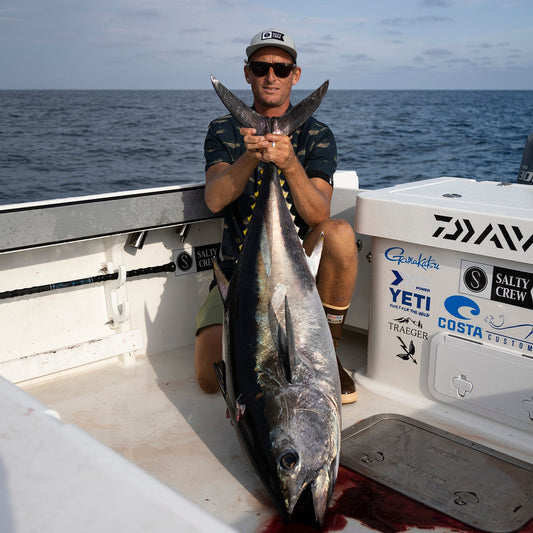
355, 177, 533, 432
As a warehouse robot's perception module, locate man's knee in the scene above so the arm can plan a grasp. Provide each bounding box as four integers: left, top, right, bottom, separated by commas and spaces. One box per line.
321, 219, 357, 258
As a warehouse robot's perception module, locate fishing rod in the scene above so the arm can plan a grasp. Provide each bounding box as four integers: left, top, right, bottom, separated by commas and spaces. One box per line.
0, 261, 176, 300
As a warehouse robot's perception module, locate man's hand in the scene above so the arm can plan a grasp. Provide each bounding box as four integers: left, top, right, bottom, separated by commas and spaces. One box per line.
240, 128, 296, 172
240, 127, 268, 158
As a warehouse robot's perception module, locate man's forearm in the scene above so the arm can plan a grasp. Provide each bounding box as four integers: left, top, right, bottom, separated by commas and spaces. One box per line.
204, 152, 259, 213
282, 158, 331, 227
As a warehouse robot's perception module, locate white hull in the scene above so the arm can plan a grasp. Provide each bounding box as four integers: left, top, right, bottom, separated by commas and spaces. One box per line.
0, 172, 531, 532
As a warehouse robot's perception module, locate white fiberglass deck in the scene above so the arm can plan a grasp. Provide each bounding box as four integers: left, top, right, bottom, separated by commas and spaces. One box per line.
20, 331, 369, 532
20, 329, 532, 533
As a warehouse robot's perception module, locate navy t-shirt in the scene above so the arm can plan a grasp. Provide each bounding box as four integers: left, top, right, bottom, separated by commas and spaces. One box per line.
204, 110, 337, 281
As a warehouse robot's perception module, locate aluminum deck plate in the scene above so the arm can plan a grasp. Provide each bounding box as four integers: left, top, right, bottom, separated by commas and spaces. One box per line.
340, 414, 533, 533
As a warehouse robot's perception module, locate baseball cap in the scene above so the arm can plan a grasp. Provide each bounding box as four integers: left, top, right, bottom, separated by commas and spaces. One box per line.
246, 29, 297, 62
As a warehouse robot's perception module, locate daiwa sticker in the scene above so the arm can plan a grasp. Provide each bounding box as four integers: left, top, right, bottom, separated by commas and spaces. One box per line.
433, 215, 533, 253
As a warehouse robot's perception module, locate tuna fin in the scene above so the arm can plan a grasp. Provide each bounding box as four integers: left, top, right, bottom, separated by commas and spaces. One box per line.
306, 232, 324, 279
210, 75, 267, 133
276, 80, 329, 136
213, 360, 227, 399
275, 295, 296, 384
269, 286, 295, 384
284, 295, 296, 380
213, 258, 229, 303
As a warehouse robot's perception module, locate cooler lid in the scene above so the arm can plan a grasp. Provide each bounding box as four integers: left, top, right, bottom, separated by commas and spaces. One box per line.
355, 177, 533, 263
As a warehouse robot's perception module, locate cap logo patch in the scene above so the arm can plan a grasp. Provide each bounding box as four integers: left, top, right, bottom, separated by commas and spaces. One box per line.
261, 31, 284, 42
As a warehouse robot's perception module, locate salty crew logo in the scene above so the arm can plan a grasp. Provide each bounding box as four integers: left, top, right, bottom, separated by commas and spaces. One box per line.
262, 31, 284, 42
459, 260, 533, 311
432, 215, 533, 253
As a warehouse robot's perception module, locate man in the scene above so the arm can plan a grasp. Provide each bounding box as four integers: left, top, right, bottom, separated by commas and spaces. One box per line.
194, 29, 358, 404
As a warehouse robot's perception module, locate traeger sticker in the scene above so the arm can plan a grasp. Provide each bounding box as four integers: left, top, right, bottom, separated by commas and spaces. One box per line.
388, 270, 431, 318
394, 336, 417, 364
433, 215, 533, 253
388, 316, 427, 340
173, 243, 221, 276
459, 260, 533, 310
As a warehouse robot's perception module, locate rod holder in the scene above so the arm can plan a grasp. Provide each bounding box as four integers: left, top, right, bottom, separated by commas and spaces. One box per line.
126, 231, 148, 250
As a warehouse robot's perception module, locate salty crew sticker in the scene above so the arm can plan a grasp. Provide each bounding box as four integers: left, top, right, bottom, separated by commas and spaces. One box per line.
459, 260, 533, 311
173, 243, 221, 276
262, 31, 284, 42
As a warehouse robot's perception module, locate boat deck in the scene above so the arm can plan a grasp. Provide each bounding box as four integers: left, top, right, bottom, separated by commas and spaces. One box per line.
19, 330, 376, 532
21, 329, 528, 533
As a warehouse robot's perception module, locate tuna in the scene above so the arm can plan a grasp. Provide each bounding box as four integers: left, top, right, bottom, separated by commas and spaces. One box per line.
210, 76, 341, 526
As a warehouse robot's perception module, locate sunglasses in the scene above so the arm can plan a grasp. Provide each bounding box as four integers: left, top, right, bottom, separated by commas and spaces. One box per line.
248, 61, 296, 78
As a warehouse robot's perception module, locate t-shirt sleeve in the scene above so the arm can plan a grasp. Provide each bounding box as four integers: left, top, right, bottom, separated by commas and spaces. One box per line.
303, 124, 337, 186
204, 116, 238, 172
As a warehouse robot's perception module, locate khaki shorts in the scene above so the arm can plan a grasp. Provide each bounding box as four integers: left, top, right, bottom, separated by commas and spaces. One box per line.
195, 285, 224, 334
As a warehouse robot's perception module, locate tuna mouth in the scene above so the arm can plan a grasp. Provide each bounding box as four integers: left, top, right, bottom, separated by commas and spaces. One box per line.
287, 468, 332, 527
289, 483, 318, 526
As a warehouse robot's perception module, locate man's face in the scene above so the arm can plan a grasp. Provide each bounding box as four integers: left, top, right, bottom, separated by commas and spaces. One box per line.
244, 46, 301, 116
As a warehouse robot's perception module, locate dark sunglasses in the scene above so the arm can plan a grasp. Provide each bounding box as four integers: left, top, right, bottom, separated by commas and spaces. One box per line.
248, 61, 296, 78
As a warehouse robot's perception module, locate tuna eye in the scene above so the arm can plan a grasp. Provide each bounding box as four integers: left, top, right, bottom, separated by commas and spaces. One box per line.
279, 451, 299, 470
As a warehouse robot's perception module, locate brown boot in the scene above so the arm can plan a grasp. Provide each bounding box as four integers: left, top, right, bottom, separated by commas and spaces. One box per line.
336, 355, 357, 404
323, 304, 357, 404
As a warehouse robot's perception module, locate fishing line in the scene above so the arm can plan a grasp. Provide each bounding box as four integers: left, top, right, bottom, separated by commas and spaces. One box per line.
0, 261, 176, 300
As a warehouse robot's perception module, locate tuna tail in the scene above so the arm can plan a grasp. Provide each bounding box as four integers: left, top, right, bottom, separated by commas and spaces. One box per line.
275, 80, 329, 136
210, 75, 329, 136
210, 76, 268, 134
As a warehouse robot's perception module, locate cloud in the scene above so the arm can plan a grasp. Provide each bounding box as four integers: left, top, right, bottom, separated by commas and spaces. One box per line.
422, 0, 451, 6
382, 15, 452, 26
423, 48, 453, 57
341, 53, 373, 62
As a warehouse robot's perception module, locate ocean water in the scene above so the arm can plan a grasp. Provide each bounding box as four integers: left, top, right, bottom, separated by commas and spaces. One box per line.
1, 89, 532, 205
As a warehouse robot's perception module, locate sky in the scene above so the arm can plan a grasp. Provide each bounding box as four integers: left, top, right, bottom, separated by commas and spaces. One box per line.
1, 0, 532, 90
